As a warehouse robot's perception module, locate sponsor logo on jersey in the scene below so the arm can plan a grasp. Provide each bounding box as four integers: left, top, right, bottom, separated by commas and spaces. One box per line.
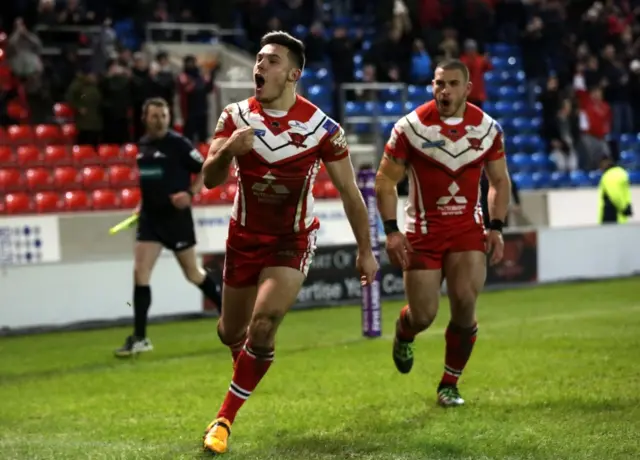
138, 166, 163, 178
436, 181, 467, 216
422, 140, 446, 148
322, 118, 339, 135
254, 129, 266, 137
288, 120, 308, 132
251, 171, 290, 204
289, 132, 308, 148
330, 128, 347, 152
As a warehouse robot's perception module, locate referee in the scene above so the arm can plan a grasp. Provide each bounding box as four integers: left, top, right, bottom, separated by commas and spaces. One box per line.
598, 155, 633, 224
115, 98, 221, 357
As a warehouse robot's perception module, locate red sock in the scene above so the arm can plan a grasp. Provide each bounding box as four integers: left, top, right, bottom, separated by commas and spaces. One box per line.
229, 338, 245, 364
217, 342, 274, 424
440, 322, 478, 387
396, 305, 418, 341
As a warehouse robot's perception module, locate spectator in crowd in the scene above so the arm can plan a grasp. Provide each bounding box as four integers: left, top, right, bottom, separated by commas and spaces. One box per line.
51, 45, 80, 102
65, 67, 102, 146
579, 86, 612, 171
410, 38, 432, 85
6, 18, 43, 81
629, 60, 640, 133
101, 60, 132, 144
459, 38, 491, 109
131, 52, 155, 139
520, 15, 547, 107
549, 99, 579, 173
178, 55, 215, 144
368, 25, 411, 83
600, 44, 632, 137
304, 22, 327, 67
150, 51, 176, 121
90, 17, 117, 75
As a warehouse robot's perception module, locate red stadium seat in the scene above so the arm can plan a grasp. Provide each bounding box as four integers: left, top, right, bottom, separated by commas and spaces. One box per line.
35, 124, 61, 144
25, 167, 52, 191
119, 187, 140, 209
223, 183, 237, 202
92, 188, 118, 210
7, 101, 28, 122
82, 166, 108, 189
313, 180, 327, 198
34, 191, 62, 213
109, 164, 136, 187
0, 196, 4, 214
16, 145, 41, 167
0, 127, 7, 144
5, 192, 32, 214
63, 190, 90, 211
72, 145, 98, 165
199, 186, 224, 204
322, 180, 339, 198
7, 125, 34, 144
60, 124, 78, 144
53, 166, 80, 190
121, 143, 138, 162
53, 102, 74, 119
0, 146, 13, 166
97, 144, 121, 164
0, 168, 24, 192
43, 145, 70, 166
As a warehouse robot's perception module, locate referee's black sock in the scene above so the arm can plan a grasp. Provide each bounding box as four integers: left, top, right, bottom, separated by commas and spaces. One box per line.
198, 275, 222, 313
133, 285, 151, 338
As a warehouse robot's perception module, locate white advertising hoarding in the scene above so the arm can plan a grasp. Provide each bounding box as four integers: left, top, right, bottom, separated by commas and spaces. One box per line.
0, 215, 61, 265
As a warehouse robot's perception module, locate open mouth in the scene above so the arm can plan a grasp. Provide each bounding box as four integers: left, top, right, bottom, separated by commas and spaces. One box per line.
255, 74, 265, 89
440, 99, 451, 108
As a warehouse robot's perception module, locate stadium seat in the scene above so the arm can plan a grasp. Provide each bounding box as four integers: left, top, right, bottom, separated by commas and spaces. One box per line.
109, 164, 136, 187
530, 152, 551, 171
122, 143, 138, 162
223, 183, 237, 202
60, 124, 78, 143
0, 168, 24, 192
620, 150, 638, 169
119, 187, 140, 208
629, 170, 640, 185
322, 180, 339, 198
82, 166, 108, 189
313, 179, 327, 198
550, 171, 570, 188
63, 190, 90, 211
53, 102, 74, 120
199, 186, 224, 204
97, 144, 121, 164
4, 192, 32, 214
35, 124, 61, 144
588, 170, 602, 186
510, 152, 532, 172
25, 167, 52, 191
72, 145, 99, 165
16, 145, 41, 166
0, 146, 13, 166
34, 191, 62, 213
53, 166, 80, 189
7, 124, 34, 144
569, 170, 589, 187
0, 126, 6, 144
43, 145, 70, 166
511, 172, 535, 190
92, 189, 118, 210
531, 171, 551, 189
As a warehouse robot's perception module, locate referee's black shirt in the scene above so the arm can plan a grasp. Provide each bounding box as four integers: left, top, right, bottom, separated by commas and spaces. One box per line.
137, 130, 204, 216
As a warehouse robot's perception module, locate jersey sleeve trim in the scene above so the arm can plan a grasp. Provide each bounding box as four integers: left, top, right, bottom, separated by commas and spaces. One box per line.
213, 105, 237, 140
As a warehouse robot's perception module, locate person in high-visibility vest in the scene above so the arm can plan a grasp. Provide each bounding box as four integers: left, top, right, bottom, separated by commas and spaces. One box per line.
598, 155, 633, 224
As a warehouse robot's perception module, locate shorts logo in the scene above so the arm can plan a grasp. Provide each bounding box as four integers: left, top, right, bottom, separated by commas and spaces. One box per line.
436, 181, 467, 216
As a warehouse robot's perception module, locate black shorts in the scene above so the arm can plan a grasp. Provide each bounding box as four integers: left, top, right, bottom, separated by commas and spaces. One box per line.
136, 209, 196, 252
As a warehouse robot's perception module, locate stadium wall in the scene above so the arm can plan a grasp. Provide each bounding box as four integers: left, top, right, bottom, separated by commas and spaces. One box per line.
1, 188, 639, 332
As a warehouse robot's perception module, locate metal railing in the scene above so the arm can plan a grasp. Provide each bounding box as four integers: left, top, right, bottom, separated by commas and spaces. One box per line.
144, 22, 244, 44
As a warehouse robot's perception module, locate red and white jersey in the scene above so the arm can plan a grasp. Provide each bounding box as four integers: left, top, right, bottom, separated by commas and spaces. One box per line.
213, 96, 348, 235
385, 100, 505, 235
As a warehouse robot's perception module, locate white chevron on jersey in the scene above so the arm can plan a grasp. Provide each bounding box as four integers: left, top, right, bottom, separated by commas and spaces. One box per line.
225, 99, 334, 164
396, 111, 501, 172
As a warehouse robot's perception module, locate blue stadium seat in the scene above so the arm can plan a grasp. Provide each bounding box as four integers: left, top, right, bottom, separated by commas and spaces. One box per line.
353, 54, 363, 69
588, 170, 602, 186
512, 172, 535, 190
490, 56, 507, 70
512, 118, 532, 133
381, 87, 403, 101
629, 170, 640, 184
550, 171, 570, 188
407, 85, 428, 101
363, 101, 377, 115
404, 101, 417, 112
353, 123, 371, 134
293, 25, 308, 38
382, 101, 403, 116
515, 71, 526, 82
619, 133, 636, 149
531, 171, 551, 189
510, 152, 533, 172
484, 72, 496, 84
307, 85, 327, 99
379, 121, 394, 137
620, 150, 639, 169
569, 170, 590, 187
345, 101, 365, 117
511, 101, 527, 117
354, 69, 364, 80
314, 68, 330, 82
362, 40, 372, 51
493, 102, 513, 118
530, 152, 551, 171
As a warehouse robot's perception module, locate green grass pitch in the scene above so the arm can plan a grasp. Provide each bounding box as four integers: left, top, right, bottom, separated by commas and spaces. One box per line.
1, 278, 639, 460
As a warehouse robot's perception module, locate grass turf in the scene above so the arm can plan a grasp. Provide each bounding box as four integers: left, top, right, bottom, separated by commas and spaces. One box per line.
1, 278, 639, 460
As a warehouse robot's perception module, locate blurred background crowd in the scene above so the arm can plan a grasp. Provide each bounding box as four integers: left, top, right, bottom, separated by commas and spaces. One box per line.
1, 0, 639, 177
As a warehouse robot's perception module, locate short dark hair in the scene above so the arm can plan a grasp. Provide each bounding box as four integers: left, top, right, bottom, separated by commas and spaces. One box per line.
142, 97, 169, 118
260, 31, 306, 71
435, 59, 470, 82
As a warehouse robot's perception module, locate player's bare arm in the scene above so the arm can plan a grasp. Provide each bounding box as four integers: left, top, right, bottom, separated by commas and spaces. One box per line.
202, 127, 254, 189
484, 156, 511, 265
375, 154, 412, 268
325, 157, 379, 283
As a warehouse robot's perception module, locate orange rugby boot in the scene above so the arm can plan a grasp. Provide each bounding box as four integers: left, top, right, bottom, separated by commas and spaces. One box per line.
203, 417, 231, 454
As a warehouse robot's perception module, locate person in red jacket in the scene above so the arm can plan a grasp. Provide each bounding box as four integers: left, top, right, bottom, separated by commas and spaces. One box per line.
459, 39, 491, 109
579, 86, 612, 170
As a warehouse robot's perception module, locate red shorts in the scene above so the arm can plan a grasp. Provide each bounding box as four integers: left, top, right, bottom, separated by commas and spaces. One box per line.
223, 220, 318, 288
406, 226, 486, 270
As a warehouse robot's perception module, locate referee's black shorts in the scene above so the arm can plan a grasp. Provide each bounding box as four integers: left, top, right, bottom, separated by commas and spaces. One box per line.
136, 208, 197, 252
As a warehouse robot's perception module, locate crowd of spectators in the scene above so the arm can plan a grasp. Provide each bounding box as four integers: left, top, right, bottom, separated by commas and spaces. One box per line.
1, 0, 639, 173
